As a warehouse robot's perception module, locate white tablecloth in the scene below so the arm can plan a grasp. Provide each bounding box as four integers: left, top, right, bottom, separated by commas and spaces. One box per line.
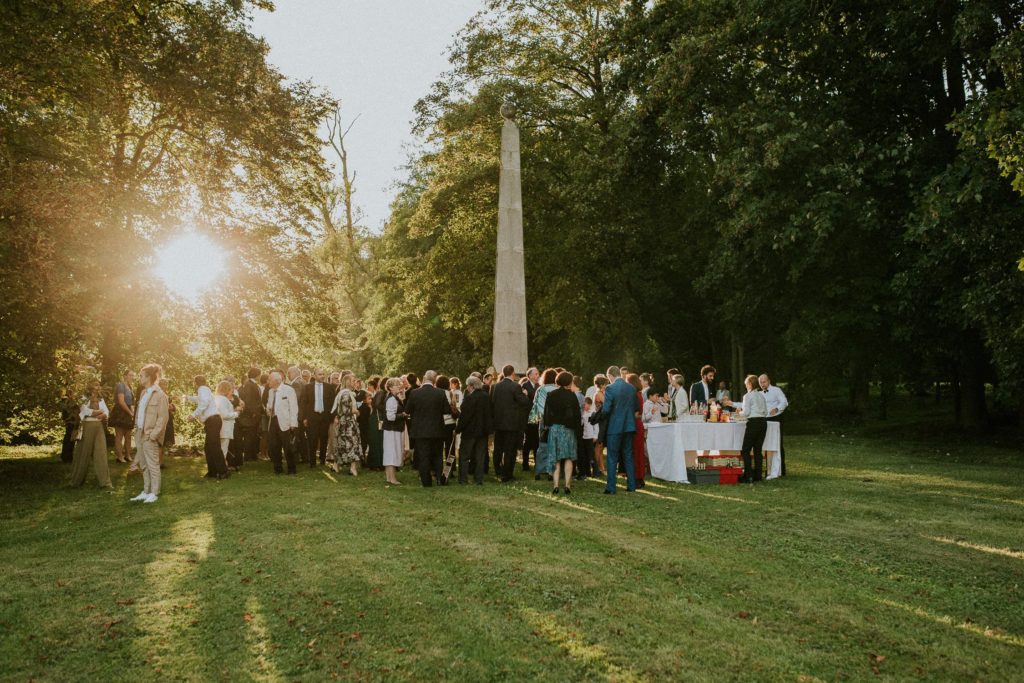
645, 421, 781, 483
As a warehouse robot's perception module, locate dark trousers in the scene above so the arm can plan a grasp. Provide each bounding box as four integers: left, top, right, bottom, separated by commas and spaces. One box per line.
307, 412, 331, 465
460, 437, 487, 484
578, 438, 595, 479
495, 430, 520, 480
767, 414, 785, 475
239, 422, 260, 462
203, 415, 226, 476
605, 431, 635, 492
61, 424, 77, 463
227, 436, 243, 469
522, 424, 539, 470
741, 417, 767, 482
268, 418, 297, 474
291, 422, 308, 468
414, 437, 443, 486
442, 424, 456, 466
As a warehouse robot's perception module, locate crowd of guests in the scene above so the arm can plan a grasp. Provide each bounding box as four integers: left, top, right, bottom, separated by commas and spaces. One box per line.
63, 361, 789, 502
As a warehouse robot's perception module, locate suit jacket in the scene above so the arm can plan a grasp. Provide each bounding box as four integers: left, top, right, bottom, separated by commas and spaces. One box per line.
141, 387, 170, 445
689, 381, 713, 405
456, 388, 493, 439
404, 382, 450, 439
267, 383, 299, 431
300, 381, 337, 421
238, 379, 263, 427
490, 377, 530, 432
602, 378, 638, 435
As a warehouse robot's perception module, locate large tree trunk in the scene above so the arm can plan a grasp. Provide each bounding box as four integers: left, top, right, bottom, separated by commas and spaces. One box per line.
848, 358, 870, 418
958, 340, 989, 430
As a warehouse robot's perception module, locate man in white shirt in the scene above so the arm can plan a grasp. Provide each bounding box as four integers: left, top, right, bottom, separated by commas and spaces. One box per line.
131, 364, 169, 503
759, 374, 789, 478
266, 370, 300, 474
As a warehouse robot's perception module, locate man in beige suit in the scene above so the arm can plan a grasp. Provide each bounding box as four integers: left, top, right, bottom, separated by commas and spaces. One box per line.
130, 364, 169, 503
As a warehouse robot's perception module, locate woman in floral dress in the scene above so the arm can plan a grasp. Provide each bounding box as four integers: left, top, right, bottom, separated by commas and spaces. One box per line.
331, 373, 362, 476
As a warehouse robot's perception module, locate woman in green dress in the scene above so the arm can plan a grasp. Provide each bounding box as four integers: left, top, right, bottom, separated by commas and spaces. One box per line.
365, 377, 385, 469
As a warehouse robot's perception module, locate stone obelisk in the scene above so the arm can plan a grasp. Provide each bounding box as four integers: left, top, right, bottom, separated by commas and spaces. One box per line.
492, 102, 528, 374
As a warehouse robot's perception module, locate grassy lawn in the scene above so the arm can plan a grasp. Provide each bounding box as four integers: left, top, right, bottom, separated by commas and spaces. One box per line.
1, 431, 1022, 682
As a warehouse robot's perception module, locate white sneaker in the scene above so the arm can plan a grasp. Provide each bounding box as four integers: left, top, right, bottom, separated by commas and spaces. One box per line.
130, 491, 148, 502
142, 493, 158, 503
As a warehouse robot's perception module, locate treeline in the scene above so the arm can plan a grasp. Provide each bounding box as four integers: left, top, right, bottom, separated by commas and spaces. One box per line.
0, 0, 372, 439
371, 0, 1024, 428
1, 1, 1022, 439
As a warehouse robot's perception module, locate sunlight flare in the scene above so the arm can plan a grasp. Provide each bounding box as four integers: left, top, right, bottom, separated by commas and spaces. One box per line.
155, 231, 228, 302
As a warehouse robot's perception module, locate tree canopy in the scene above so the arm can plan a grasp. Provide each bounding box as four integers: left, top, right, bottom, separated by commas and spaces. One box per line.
1, 0, 1022, 439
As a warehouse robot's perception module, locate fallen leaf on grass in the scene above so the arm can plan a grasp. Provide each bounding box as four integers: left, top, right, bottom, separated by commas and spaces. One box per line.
737, 611, 751, 620
243, 613, 253, 622
307, 638, 317, 648
56, 580, 66, 588
114, 598, 135, 606
869, 653, 886, 663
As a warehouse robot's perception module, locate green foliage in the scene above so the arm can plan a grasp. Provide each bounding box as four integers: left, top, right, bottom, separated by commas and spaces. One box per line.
373, 0, 1024, 426
0, 0, 340, 437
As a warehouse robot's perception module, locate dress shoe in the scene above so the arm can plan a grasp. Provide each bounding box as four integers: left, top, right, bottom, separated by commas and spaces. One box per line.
552, 487, 559, 495
603, 489, 615, 495
564, 488, 572, 495
636, 480, 646, 489
534, 474, 542, 481
130, 491, 148, 502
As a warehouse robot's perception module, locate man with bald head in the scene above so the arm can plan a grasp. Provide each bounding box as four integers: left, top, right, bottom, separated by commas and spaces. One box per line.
266, 370, 300, 474
759, 374, 789, 478
404, 370, 452, 486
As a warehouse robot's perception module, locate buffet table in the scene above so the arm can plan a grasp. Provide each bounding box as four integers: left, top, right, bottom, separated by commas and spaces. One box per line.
645, 421, 781, 483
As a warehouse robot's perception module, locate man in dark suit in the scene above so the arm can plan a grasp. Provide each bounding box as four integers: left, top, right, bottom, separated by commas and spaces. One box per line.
491, 364, 531, 482
689, 364, 717, 406
286, 366, 308, 464
602, 365, 639, 494
404, 370, 450, 486
301, 368, 337, 468
237, 367, 263, 463
456, 376, 493, 484
520, 367, 540, 472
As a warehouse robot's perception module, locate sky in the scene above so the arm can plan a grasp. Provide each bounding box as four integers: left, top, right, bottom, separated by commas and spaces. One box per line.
250, 0, 482, 232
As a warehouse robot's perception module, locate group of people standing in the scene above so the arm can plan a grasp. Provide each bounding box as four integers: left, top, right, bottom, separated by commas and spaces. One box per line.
63, 360, 788, 500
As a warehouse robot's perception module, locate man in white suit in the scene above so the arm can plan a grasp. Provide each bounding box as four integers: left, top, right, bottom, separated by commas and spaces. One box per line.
266, 370, 300, 474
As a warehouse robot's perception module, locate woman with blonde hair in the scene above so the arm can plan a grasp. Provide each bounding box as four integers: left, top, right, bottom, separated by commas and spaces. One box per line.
381, 377, 407, 485
330, 372, 362, 476
215, 380, 239, 475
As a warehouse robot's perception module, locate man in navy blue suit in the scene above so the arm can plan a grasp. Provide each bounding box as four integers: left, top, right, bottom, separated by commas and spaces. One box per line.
601, 365, 639, 494
689, 365, 717, 406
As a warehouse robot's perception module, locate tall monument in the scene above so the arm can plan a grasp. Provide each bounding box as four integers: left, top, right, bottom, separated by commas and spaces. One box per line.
492, 102, 529, 374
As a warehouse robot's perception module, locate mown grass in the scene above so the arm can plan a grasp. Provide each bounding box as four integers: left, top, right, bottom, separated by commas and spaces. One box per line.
1, 430, 1022, 682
